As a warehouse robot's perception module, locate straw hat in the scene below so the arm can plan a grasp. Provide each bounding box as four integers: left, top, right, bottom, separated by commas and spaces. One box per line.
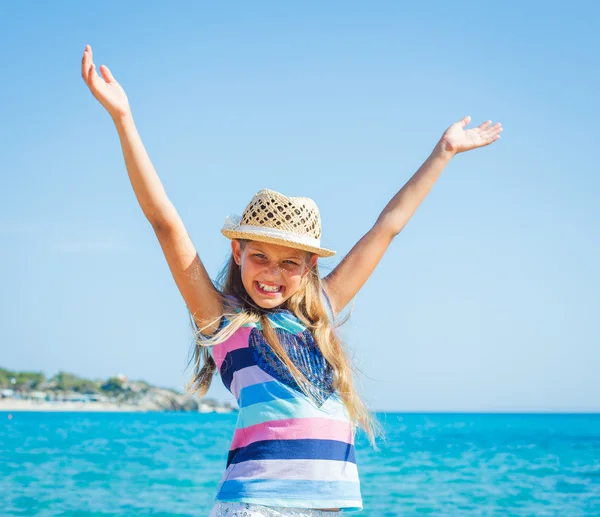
221, 189, 335, 257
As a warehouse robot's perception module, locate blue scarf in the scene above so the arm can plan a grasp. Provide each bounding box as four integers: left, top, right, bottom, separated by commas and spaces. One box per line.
246, 309, 307, 335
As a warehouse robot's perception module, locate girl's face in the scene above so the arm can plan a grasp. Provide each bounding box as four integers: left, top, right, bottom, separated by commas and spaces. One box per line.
232, 240, 317, 309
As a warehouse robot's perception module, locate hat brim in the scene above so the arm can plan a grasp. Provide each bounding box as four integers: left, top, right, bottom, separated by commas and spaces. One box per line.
222, 229, 335, 258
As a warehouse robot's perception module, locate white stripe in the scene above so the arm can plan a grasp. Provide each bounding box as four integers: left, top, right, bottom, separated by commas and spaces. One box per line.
221, 459, 359, 482
230, 365, 275, 400
237, 224, 322, 248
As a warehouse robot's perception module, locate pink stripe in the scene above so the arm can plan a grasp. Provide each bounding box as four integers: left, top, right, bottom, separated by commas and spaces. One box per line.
230, 365, 275, 401
211, 327, 252, 370
230, 417, 355, 450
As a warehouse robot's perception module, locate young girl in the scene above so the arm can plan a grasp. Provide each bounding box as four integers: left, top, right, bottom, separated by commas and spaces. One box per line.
81, 44, 502, 516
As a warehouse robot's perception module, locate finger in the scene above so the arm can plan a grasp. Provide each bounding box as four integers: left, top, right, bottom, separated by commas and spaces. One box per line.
483, 133, 501, 146
99, 64, 115, 83
460, 115, 471, 128
484, 125, 503, 138
478, 120, 492, 131
81, 45, 91, 81
82, 45, 98, 86
87, 63, 102, 89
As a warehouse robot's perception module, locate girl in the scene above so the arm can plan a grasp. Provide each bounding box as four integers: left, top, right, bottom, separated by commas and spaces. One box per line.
81, 44, 502, 516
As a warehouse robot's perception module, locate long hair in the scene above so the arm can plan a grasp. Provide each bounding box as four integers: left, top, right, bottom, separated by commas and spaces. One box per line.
185, 240, 380, 445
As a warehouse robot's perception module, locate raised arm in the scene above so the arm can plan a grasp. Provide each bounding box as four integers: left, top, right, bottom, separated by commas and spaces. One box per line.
322, 116, 502, 315
81, 45, 223, 333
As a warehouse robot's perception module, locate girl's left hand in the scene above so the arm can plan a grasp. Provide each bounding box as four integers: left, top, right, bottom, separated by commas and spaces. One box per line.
440, 116, 502, 156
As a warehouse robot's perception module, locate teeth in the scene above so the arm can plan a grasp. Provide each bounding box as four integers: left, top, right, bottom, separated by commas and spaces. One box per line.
258, 282, 280, 293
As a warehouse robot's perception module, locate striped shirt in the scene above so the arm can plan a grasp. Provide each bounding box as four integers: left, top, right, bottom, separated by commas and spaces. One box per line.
209, 310, 362, 512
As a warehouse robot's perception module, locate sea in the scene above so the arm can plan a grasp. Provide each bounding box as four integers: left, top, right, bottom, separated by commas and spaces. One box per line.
1, 412, 599, 516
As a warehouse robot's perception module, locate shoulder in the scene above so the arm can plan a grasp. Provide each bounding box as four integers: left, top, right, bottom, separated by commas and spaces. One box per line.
199, 308, 259, 347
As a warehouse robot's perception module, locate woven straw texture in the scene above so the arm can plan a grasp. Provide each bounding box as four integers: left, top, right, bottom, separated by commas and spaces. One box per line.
221, 189, 335, 257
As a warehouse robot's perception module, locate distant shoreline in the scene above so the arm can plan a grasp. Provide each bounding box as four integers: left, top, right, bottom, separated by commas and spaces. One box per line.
0, 398, 236, 413
1, 368, 235, 414
0, 399, 144, 412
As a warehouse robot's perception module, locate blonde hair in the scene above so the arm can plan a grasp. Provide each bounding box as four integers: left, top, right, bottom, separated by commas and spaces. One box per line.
185, 240, 381, 445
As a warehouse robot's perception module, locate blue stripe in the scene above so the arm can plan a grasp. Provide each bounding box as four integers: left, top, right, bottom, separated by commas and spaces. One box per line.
218, 479, 361, 501
239, 381, 297, 407
238, 394, 348, 428
227, 439, 355, 467
220, 348, 255, 390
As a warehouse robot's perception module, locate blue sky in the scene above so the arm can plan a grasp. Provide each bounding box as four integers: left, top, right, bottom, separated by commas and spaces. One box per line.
1, 2, 599, 411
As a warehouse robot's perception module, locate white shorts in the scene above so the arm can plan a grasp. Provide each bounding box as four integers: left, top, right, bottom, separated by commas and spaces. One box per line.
209, 502, 341, 516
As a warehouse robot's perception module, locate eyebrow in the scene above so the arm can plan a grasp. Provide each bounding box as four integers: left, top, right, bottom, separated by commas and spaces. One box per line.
249, 245, 303, 261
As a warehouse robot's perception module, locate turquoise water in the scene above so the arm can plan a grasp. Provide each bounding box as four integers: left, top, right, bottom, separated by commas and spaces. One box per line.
2, 412, 599, 516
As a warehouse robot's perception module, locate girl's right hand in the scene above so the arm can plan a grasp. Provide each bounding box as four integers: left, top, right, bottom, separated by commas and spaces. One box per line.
81, 44, 131, 120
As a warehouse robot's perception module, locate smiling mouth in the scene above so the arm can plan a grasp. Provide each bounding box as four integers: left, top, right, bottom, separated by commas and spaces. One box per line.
255, 281, 284, 295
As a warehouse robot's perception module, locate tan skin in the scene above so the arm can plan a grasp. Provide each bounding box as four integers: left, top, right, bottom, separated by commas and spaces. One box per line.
81, 44, 502, 512
231, 240, 318, 310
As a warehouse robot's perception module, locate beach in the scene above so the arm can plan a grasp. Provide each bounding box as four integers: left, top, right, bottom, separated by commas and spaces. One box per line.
0, 399, 142, 412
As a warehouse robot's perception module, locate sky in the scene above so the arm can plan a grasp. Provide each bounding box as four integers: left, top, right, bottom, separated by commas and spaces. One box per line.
1, 1, 599, 412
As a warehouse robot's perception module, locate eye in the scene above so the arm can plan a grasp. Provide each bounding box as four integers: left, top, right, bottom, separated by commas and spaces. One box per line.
283, 260, 300, 266
253, 253, 267, 260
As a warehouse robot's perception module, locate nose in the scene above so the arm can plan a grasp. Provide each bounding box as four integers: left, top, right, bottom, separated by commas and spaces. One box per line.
262, 262, 284, 280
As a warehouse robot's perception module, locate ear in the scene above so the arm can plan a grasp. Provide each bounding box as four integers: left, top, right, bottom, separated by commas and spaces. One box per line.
231, 240, 243, 265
